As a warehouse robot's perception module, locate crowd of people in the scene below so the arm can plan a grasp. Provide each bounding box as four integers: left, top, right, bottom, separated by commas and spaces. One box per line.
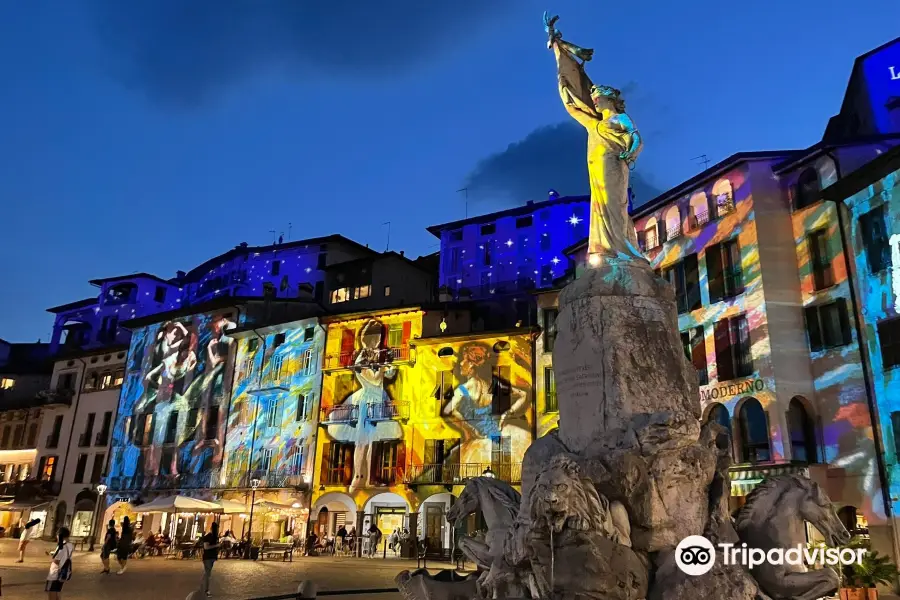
303, 523, 413, 558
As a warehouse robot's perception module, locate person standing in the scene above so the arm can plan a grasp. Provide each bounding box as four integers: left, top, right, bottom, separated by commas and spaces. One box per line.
100, 519, 118, 574
335, 525, 348, 552
200, 522, 220, 598
45, 527, 74, 600
366, 522, 382, 558
17, 518, 41, 563
116, 517, 133, 575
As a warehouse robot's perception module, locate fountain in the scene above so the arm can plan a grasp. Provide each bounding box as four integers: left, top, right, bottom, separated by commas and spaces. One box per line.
396, 13, 850, 600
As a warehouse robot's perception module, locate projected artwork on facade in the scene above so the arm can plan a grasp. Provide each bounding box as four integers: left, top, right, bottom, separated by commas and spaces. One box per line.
109, 310, 238, 487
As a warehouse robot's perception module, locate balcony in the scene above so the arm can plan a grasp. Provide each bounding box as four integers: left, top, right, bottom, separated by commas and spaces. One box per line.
370, 466, 405, 487
252, 363, 292, 393
35, 388, 74, 407
95, 431, 110, 447
404, 462, 522, 486
690, 210, 710, 229
667, 223, 682, 241
319, 404, 359, 425
367, 401, 409, 422
322, 345, 413, 372
224, 469, 308, 490
108, 470, 222, 492
0, 479, 61, 499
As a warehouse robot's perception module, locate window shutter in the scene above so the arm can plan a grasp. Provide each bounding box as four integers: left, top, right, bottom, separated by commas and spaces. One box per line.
401, 321, 412, 346
340, 329, 355, 367
837, 299, 853, 346
684, 254, 701, 310
805, 306, 823, 351
657, 220, 667, 244
424, 439, 436, 465
370, 442, 383, 482
397, 442, 407, 480
714, 319, 735, 381
706, 244, 724, 303
636, 230, 647, 251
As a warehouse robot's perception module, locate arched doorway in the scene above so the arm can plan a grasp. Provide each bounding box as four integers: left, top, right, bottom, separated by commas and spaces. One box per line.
705, 403, 733, 458
419, 492, 454, 553
311, 492, 357, 539
787, 397, 817, 463
737, 398, 770, 463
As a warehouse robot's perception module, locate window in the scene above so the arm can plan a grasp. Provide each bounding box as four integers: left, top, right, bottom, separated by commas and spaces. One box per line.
879, 317, 900, 369
296, 394, 308, 421
706, 403, 732, 438
164, 411, 179, 444
712, 179, 735, 217
90, 453, 105, 483
0, 378, 13, 390
99, 372, 113, 390
12, 425, 24, 448
805, 300, 852, 351
26, 424, 38, 447
265, 399, 279, 428
707, 240, 743, 302
787, 398, 817, 463
384, 285, 391, 297
491, 436, 512, 480
543, 309, 559, 352
206, 406, 219, 440
290, 447, 304, 475
80, 413, 96, 448
39, 456, 57, 481
681, 326, 708, 386
48, 415, 63, 448
664, 206, 682, 240
322, 442, 355, 485
424, 439, 460, 473
714, 315, 753, 381
450, 229, 463, 242
259, 448, 274, 472
482, 242, 492, 266
73, 453, 88, 484
448, 247, 462, 274
112, 369, 125, 387
540, 264, 553, 286
663, 254, 701, 314
304, 327, 314, 342
689, 192, 710, 229
434, 370, 453, 412
540, 232, 551, 252
97, 412, 112, 446
273, 332, 286, 349
271, 260, 281, 276
793, 168, 820, 210
481, 223, 496, 235
154, 286, 167, 303
317, 252, 327, 269
57, 372, 75, 392
388, 323, 404, 348
0, 426, 9, 448
544, 368, 557, 412
892, 412, 900, 458
491, 366, 511, 415
330, 287, 351, 303
644, 222, 660, 250
861, 205, 890, 273
139, 414, 154, 446
84, 372, 99, 392
371, 440, 404, 485
738, 399, 770, 463
354, 285, 372, 299
809, 230, 834, 290
298, 348, 315, 375
516, 216, 533, 228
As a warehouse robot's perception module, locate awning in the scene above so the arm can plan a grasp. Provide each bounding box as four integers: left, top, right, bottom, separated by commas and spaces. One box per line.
729, 464, 808, 497
133, 495, 223, 514
254, 500, 301, 511
214, 500, 248, 514
0, 500, 51, 512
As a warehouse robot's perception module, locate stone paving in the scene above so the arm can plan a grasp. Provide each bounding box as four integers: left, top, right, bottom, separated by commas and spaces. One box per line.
0, 539, 451, 600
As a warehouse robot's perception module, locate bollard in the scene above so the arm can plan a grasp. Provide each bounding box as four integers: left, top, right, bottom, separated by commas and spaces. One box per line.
297, 580, 317, 600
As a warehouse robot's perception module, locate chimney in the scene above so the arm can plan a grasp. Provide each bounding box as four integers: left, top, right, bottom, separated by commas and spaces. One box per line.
526, 200, 534, 206
176, 270, 186, 280
548, 189, 560, 201
400, 250, 405, 257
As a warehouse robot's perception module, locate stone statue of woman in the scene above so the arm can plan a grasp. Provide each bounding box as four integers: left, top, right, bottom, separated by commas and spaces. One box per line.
544, 13, 647, 266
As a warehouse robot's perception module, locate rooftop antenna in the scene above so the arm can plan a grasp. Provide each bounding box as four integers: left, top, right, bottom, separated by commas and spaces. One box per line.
382, 221, 391, 251
457, 187, 469, 218
692, 154, 711, 170
269, 230, 277, 245
287, 222, 292, 241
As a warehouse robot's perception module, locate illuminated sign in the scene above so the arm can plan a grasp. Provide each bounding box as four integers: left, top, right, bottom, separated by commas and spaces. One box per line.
700, 378, 766, 402
862, 39, 900, 134
891, 66, 900, 81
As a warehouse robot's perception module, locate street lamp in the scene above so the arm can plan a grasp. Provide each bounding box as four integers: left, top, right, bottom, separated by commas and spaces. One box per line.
88, 483, 108, 552
244, 478, 261, 559
482, 467, 495, 479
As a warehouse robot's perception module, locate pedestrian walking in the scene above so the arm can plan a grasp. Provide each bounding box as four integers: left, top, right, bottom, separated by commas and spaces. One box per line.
366, 522, 382, 558
100, 519, 118, 574
336, 524, 348, 552
200, 522, 220, 598
45, 526, 74, 600
17, 518, 41, 563
116, 516, 133, 575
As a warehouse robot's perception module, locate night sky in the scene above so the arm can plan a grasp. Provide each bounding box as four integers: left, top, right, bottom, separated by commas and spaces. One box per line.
1, 0, 898, 343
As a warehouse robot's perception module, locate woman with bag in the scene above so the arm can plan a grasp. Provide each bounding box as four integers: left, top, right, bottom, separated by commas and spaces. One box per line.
46, 526, 74, 599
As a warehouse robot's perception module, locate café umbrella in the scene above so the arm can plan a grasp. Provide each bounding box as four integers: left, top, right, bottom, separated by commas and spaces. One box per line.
132, 495, 223, 514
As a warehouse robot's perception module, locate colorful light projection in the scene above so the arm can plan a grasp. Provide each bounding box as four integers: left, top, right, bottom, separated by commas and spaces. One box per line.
223, 320, 325, 488
861, 38, 900, 134
109, 310, 238, 487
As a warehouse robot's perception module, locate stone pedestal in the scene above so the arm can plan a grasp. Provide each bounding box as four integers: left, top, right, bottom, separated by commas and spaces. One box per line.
554, 261, 701, 453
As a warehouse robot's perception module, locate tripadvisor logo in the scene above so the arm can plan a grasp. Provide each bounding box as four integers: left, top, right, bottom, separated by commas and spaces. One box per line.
675, 535, 865, 577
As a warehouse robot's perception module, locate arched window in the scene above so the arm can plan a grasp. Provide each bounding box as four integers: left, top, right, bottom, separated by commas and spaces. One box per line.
664, 206, 681, 240
689, 192, 710, 229
794, 168, 820, 210
738, 398, 770, 463
838, 506, 868, 536
706, 403, 732, 436
787, 397, 817, 463
643, 218, 660, 250
712, 179, 735, 217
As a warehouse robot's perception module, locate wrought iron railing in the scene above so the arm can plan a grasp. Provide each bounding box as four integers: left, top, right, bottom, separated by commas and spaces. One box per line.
322, 346, 412, 371
321, 466, 353, 486
35, 388, 74, 407
367, 401, 409, 421
223, 469, 308, 489
320, 404, 359, 424
370, 465, 405, 487
404, 462, 522, 485
690, 210, 710, 229
667, 223, 682, 240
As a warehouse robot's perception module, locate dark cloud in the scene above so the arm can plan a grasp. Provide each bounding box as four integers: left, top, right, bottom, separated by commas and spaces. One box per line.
462, 121, 662, 208
87, 0, 516, 106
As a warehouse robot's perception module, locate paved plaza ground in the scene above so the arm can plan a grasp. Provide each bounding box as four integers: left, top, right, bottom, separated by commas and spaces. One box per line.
0, 539, 447, 600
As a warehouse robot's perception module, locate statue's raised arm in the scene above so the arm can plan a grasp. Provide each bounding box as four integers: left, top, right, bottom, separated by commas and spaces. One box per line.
543, 12, 598, 127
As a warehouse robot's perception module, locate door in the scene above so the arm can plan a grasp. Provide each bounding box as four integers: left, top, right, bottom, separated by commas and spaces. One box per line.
424, 504, 445, 552
316, 508, 329, 537
491, 436, 512, 481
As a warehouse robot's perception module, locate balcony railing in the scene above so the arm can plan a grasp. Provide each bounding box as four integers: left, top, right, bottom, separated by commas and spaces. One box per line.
322, 346, 413, 372
320, 404, 359, 425
370, 466, 405, 487
404, 462, 522, 485
667, 223, 682, 240
321, 466, 353, 486
223, 469, 308, 490
107, 470, 223, 492
715, 196, 735, 218
690, 210, 710, 229
367, 401, 409, 422
0, 479, 62, 498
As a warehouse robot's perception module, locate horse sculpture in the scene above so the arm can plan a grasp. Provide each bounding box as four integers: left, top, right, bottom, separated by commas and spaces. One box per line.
445, 476, 524, 598
735, 474, 851, 600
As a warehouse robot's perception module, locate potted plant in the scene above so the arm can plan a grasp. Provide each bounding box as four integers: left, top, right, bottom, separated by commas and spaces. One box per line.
840, 549, 899, 600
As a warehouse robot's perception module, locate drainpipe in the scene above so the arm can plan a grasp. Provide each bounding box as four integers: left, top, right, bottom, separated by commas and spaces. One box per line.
55, 357, 87, 534
824, 150, 899, 561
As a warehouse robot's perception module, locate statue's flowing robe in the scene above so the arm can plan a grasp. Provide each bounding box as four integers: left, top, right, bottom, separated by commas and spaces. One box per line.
556, 47, 644, 261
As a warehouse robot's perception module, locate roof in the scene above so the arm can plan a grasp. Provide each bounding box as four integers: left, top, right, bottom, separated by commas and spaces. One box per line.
52, 344, 131, 363
631, 151, 796, 219
121, 296, 321, 330
562, 238, 588, 257
425, 195, 590, 238
822, 144, 900, 203
88, 272, 174, 288
323, 250, 435, 275
182, 234, 376, 281
0, 342, 53, 375
772, 133, 900, 174
320, 306, 425, 324
46, 297, 98, 314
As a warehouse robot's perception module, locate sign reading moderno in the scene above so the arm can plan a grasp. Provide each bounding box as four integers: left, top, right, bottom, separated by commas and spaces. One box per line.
700, 378, 766, 402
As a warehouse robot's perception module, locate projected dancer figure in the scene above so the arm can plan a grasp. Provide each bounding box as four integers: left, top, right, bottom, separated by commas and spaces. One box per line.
544, 12, 646, 266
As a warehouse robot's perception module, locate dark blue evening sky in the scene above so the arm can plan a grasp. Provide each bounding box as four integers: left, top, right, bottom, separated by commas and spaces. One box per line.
1, 1, 898, 342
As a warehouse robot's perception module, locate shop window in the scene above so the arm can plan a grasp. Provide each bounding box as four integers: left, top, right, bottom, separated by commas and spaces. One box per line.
714, 315, 753, 381
809, 230, 834, 290
707, 239, 743, 302
544, 367, 557, 412
793, 168, 821, 210
879, 317, 900, 369
861, 205, 890, 273
738, 398, 770, 463
681, 326, 708, 385
787, 398, 817, 463
805, 300, 852, 351
663, 254, 701, 314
